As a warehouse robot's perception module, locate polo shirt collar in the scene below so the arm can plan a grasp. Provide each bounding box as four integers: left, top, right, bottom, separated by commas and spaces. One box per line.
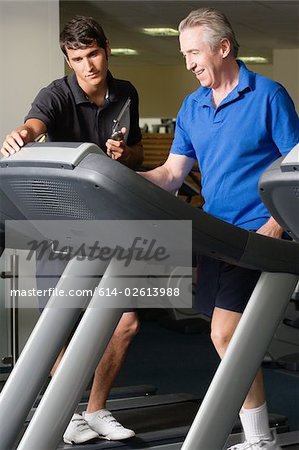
194, 60, 255, 107
106, 71, 119, 103
236, 59, 255, 94
68, 70, 120, 105
68, 73, 89, 104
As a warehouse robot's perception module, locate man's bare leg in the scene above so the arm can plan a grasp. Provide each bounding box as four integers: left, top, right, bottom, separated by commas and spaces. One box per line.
58, 311, 139, 443
211, 307, 265, 408
50, 311, 139, 409
86, 311, 140, 413
50, 347, 66, 377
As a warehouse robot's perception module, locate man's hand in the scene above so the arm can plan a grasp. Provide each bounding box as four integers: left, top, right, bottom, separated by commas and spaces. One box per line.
106, 127, 127, 160
256, 216, 284, 239
1, 129, 29, 158
105, 127, 143, 169
1, 119, 46, 158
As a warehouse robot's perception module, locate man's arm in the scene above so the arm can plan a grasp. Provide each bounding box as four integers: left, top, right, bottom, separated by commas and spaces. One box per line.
256, 216, 284, 239
139, 153, 196, 193
1, 118, 47, 157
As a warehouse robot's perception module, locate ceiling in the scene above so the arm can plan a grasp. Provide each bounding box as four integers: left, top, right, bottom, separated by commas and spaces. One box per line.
60, 1, 299, 66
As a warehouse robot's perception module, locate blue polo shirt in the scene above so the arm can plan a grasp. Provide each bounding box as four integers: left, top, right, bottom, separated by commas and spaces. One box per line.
171, 61, 299, 230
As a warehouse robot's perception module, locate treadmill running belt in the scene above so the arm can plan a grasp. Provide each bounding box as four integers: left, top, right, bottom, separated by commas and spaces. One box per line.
57, 400, 288, 449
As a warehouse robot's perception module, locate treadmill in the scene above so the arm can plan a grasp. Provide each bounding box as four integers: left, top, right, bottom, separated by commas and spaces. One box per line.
0, 142, 298, 450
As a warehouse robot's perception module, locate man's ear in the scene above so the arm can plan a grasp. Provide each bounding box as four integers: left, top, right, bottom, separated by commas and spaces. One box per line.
220, 38, 231, 59
64, 55, 72, 69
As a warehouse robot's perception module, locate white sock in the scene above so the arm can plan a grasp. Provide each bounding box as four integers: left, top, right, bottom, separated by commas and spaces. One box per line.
239, 402, 272, 443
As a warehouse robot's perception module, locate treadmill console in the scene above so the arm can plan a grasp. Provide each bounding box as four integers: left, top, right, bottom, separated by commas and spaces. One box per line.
0, 142, 106, 169
281, 142, 299, 172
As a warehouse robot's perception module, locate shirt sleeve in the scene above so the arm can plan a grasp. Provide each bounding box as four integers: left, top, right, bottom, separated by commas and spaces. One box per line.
24, 86, 63, 130
268, 85, 299, 155
170, 97, 197, 160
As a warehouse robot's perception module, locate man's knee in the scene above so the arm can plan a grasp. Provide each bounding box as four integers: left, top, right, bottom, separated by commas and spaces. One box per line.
210, 328, 234, 353
114, 312, 140, 341
210, 308, 241, 356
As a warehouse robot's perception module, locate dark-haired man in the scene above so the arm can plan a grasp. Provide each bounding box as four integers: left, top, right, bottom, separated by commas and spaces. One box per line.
1, 15, 143, 444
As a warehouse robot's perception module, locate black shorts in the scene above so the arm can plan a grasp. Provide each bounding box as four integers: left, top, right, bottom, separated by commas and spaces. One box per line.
194, 255, 261, 318
37, 233, 291, 316
194, 231, 292, 318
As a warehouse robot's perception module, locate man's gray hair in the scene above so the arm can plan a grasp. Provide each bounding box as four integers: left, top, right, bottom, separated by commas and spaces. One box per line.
179, 8, 239, 58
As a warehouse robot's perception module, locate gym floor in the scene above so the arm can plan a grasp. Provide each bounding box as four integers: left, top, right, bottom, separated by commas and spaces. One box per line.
115, 312, 299, 432
1, 310, 298, 443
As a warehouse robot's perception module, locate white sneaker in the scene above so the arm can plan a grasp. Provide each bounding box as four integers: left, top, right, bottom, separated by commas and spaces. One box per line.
83, 409, 135, 440
227, 434, 282, 450
63, 413, 99, 445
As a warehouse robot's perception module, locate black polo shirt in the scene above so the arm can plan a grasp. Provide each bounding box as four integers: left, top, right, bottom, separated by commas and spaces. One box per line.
25, 71, 142, 152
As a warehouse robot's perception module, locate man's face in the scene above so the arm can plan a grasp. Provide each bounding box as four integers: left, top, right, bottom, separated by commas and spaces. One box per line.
179, 26, 226, 89
66, 42, 110, 91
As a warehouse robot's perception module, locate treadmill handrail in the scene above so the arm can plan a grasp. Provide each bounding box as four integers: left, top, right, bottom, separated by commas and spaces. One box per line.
0, 143, 298, 275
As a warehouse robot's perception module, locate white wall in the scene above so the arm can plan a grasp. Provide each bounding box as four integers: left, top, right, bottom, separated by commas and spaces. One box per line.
110, 63, 199, 118
0, 0, 63, 377
273, 49, 299, 111
0, 0, 64, 142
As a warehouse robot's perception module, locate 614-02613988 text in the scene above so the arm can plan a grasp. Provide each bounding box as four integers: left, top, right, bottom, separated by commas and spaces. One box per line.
96, 286, 181, 297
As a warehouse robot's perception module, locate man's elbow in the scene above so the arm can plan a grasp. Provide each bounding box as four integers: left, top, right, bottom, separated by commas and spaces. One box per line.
128, 142, 144, 169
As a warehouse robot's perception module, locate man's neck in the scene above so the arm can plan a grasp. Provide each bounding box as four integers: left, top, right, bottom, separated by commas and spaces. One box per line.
78, 78, 108, 106
212, 59, 240, 108
88, 89, 108, 106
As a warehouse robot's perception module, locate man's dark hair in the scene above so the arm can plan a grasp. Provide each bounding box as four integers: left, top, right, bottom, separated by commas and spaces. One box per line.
60, 15, 108, 58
